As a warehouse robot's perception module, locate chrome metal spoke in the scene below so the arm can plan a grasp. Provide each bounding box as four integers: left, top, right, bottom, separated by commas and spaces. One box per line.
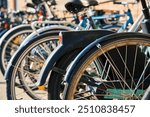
132, 59, 150, 95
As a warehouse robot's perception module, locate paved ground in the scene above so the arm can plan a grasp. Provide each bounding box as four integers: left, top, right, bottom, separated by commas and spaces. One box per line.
0, 71, 6, 100
0, 70, 47, 100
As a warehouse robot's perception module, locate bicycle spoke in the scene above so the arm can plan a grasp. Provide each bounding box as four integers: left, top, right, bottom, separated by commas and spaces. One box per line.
115, 46, 136, 88
100, 48, 134, 92
132, 59, 150, 95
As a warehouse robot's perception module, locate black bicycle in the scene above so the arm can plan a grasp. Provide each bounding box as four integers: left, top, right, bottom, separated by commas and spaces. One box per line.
63, 0, 150, 100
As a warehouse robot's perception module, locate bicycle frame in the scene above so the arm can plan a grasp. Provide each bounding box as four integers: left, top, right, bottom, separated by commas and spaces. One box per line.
128, 12, 144, 32
76, 4, 134, 31
91, 8, 134, 32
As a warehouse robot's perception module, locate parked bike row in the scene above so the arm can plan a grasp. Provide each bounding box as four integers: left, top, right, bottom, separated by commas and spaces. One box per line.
0, 0, 150, 100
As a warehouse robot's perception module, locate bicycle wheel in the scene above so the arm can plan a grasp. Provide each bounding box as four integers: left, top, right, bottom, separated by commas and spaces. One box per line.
0, 25, 32, 74
6, 31, 65, 100
64, 33, 150, 100
0, 29, 8, 38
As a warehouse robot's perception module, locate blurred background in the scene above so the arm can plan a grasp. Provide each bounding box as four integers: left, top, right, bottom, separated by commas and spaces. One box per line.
0, 0, 142, 21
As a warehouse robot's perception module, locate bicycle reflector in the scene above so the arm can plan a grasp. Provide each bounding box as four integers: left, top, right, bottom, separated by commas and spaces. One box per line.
58, 32, 63, 44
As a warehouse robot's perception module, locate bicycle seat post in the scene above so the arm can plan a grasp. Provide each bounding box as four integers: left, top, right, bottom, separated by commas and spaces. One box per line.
43, 0, 54, 19
141, 0, 150, 19
140, 0, 150, 33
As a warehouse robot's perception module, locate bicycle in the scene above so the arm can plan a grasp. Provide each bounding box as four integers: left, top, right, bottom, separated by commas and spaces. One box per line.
63, 0, 150, 100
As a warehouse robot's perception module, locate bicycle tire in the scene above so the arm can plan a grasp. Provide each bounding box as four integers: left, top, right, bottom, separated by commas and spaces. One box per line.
0, 29, 8, 38
0, 25, 32, 75
48, 49, 82, 100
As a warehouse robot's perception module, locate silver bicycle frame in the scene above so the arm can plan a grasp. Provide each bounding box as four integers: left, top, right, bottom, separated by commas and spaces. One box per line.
128, 13, 144, 32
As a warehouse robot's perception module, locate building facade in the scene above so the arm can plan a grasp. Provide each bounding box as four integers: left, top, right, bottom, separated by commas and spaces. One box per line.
7, 0, 31, 11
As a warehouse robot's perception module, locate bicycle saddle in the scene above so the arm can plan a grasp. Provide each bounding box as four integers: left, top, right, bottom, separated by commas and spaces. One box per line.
32, 0, 50, 5
49, 0, 57, 5
32, 0, 42, 5
14, 11, 26, 16
32, 0, 55, 5
18, 11, 26, 16
65, 0, 99, 13
26, 3, 35, 9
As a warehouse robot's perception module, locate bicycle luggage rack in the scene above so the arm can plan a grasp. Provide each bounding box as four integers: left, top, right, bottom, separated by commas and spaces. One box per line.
31, 21, 85, 35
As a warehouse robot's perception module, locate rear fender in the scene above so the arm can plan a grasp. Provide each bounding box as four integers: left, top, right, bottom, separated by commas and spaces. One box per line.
37, 30, 114, 86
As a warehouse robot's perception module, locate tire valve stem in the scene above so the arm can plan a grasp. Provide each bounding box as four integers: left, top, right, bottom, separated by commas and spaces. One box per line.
96, 43, 101, 48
